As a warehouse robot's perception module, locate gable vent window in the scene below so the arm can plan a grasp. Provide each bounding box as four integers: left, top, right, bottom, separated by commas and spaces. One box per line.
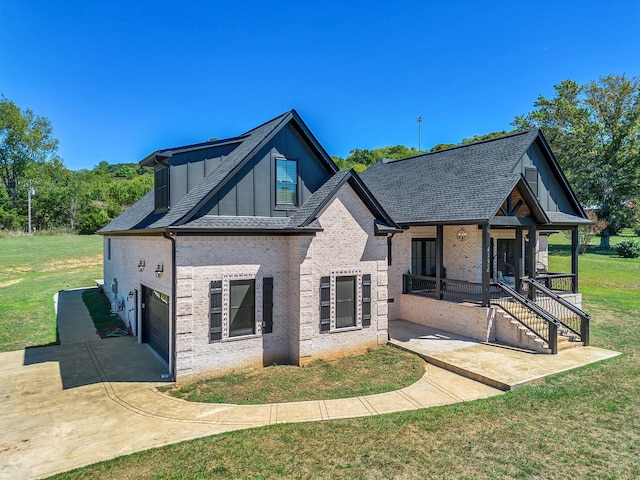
276, 158, 297, 206
525, 167, 538, 197
154, 166, 170, 212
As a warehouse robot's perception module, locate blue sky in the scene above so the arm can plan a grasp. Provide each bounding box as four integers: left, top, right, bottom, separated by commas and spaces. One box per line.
1, 0, 639, 170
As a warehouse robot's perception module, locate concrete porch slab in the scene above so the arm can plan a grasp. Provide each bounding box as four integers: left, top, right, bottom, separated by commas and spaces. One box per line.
389, 319, 621, 390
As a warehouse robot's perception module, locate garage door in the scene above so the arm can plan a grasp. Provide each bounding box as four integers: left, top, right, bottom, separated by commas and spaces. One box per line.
142, 286, 169, 364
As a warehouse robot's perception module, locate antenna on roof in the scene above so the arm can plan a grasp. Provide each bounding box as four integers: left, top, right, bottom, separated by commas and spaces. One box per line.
417, 116, 423, 152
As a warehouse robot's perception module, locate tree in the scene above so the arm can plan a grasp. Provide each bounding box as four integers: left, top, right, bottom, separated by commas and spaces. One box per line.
461, 130, 517, 144
513, 75, 640, 249
0, 96, 59, 206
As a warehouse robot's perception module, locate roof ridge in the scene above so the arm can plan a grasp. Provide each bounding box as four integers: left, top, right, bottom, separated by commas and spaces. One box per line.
241, 110, 293, 135
381, 129, 538, 165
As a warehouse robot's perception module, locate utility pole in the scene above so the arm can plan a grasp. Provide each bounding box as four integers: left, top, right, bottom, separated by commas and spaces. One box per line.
417, 116, 422, 152
28, 182, 35, 234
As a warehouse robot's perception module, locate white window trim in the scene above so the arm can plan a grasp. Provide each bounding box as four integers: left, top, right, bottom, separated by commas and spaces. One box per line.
329, 269, 362, 332
221, 273, 263, 341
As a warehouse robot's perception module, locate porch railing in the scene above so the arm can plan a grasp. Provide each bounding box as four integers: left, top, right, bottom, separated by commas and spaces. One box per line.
403, 274, 484, 304
533, 273, 576, 293
521, 278, 590, 345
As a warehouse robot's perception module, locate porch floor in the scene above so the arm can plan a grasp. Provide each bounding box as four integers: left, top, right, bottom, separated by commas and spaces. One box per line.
388, 319, 620, 391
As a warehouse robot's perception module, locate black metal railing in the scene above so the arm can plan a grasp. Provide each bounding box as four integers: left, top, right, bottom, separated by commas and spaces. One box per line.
490, 282, 560, 353
403, 274, 438, 299
533, 273, 576, 293
403, 275, 484, 304
521, 278, 590, 345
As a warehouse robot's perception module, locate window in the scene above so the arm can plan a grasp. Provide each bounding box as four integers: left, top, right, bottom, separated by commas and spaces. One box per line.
229, 279, 255, 337
210, 277, 271, 342
276, 158, 297, 206
335, 276, 356, 328
154, 166, 169, 211
411, 238, 436, 276
107, 238, 111, 260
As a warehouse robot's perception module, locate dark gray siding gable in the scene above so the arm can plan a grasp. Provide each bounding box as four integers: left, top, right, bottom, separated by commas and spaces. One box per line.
518, 139, 580, 216
169, 143, 239, 210
195, 122, 333, 218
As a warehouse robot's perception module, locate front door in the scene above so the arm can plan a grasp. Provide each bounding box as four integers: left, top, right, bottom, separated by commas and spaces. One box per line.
411, 238, 436, 276
497, 239, 516, 279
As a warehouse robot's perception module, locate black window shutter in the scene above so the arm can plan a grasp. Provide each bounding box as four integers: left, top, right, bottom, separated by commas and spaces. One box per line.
263, 277, 273, 334
362, 274, 371, 327
320, 276, 331, 332
525, 167, 538, 196
209, 280, 222, 342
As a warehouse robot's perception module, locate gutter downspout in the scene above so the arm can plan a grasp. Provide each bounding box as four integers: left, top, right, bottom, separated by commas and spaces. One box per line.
162, 231, 177, 382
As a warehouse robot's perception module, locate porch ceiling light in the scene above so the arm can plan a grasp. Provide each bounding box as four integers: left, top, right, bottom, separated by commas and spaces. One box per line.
155, 264, 164, 278
138, 260, 145, 272
457, 228, 468, 242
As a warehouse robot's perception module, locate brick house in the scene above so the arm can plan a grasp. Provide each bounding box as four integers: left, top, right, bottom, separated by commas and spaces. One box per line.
100, 111, 591, 380
100, 111, 400, 380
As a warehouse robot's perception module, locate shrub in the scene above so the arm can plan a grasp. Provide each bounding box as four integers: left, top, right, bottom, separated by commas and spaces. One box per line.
614, 240, 640, 258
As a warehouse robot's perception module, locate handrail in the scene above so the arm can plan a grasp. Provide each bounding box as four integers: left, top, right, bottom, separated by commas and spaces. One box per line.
523, 278, 590, 320
491, 282, 560, 353
522, 278, 590, 345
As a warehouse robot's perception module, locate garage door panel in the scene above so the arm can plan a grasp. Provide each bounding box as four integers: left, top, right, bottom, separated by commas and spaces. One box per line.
143, 286, 169, 363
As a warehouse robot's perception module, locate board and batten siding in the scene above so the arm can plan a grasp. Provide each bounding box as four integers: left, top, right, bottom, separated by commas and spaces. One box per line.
195, 123, 332, 218
169, 143, 238, 210
516, 140, 577, 215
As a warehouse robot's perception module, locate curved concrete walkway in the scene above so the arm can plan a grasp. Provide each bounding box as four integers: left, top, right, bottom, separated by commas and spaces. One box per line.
0, 289, 500, 480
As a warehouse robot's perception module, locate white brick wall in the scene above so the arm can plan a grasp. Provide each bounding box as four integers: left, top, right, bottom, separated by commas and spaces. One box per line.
295, 185, 388, 364
102, 235, 172, 337
100, 183, 390, 381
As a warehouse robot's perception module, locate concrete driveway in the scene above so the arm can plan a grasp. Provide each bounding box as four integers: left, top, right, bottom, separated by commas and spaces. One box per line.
1, 289, 501, 480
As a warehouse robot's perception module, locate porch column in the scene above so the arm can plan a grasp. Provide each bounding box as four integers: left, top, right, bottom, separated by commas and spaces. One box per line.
515, 227, 523, 293
527, 225, 537, 299
571, 226, 579, 293
436, 224, 444, 299
481, 223, 491, 307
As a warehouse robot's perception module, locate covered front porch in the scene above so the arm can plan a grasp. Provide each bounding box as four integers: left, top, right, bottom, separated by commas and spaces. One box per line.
402, 222, 582, 307
395, 221, 590, 354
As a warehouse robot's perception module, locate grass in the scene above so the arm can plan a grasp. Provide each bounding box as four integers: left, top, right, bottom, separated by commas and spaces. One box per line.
81, 288, 128, 338
47, 234, 640, 479
0, 234, 103, 352
162, 345, 425, 404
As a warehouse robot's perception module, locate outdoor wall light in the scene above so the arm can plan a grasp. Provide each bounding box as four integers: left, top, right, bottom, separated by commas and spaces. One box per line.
138, 259, 145, 272
457, 228, 468, 242
155, 264, 164, 278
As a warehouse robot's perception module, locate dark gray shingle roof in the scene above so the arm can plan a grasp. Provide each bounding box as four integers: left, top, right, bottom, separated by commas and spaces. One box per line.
361, 130, 542, 225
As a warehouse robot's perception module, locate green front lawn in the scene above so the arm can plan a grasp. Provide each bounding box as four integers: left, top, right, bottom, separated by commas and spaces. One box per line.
162, 345, 425, 404
0, 234, 103, 352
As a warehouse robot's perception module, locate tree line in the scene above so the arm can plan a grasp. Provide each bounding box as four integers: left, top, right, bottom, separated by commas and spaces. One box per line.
2, 74, 639, 237
0, 95, 152, 234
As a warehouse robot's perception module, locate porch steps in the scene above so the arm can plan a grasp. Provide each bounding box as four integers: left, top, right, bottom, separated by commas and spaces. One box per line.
495, 308, 583, 353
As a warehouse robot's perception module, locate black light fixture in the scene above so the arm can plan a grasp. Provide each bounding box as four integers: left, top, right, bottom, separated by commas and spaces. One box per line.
138, 260, 145, 272
155, 264, 164, 278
